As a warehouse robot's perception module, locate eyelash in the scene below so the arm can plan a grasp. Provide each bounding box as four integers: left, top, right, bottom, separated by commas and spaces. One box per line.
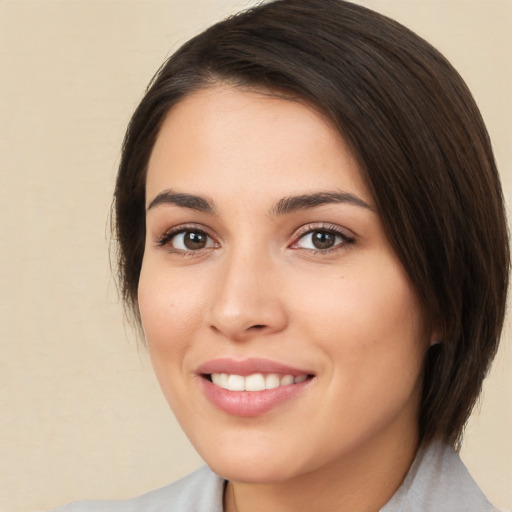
155, 224, 218, 256
155, 223, 355, 255
290, 224, 355, 254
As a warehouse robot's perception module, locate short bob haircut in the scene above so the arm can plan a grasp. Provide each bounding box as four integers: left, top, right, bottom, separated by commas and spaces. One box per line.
114, 0, 509, 447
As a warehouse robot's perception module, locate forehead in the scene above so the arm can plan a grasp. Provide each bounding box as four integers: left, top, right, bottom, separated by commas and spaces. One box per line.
146, 85, 371, 207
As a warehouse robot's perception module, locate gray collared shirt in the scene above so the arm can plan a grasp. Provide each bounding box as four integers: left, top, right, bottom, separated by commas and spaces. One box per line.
51, 441, 498, 511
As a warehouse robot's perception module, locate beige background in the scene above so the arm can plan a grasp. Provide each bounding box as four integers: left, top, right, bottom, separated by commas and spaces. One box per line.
0, 1, 510, 511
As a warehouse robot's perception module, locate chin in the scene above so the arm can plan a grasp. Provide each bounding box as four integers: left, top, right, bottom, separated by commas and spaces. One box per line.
209, 459, 303, 484
200, 445, 308, 484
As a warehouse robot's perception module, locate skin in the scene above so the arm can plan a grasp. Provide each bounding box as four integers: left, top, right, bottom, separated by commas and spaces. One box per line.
138, 85, 434, 512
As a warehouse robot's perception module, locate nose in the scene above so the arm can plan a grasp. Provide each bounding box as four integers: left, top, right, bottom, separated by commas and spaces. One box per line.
207, 250, 288, 341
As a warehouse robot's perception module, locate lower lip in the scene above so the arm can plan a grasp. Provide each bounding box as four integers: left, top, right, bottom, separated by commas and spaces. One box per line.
200, 377, 312, 417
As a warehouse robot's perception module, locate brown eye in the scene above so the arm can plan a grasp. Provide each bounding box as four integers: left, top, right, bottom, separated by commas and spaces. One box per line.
169, 230, 214, 251
311, 231, 336, 249
183, 232, 207, 250
294, 228, 350, 252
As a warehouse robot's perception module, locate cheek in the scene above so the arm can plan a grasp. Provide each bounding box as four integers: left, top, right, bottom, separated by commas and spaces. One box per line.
137, 263, 205, 363
293, 255, 428, 380
296, 264, 427, 447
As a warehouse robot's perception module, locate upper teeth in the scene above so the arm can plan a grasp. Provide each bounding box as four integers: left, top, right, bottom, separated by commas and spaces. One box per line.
211, 373, 308, 391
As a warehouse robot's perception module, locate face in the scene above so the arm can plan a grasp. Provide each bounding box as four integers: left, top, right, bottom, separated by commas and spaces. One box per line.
139, 85, 431, 484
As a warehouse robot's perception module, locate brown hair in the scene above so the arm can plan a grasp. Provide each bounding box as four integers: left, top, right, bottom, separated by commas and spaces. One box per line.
114, 0, 509, 446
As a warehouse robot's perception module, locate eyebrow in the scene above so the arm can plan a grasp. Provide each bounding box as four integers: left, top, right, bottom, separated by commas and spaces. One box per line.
147, 190, 215, 214
146, 189, 372, 216
269, 191, 373, 215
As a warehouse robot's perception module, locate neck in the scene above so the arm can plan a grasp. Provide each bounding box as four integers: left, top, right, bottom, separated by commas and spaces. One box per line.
224, 424, 419, 512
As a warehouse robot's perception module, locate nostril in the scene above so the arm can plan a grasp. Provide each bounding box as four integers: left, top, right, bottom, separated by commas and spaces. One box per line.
250, 325, 266, 330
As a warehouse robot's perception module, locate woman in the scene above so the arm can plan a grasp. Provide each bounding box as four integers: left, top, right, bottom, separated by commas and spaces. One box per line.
55, 0, 509, 510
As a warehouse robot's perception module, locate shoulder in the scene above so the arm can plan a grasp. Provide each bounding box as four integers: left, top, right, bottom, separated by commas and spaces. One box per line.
381, 442, 499, 512
50, 465, 225, 512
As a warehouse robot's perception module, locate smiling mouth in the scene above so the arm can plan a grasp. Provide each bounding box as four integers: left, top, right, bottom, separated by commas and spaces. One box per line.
199, 362, 315, 416
204, 373, 312, 391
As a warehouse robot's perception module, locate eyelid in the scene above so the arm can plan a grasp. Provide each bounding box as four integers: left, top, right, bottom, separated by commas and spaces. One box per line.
289, 223, 356, 251
155, 223, 219, 251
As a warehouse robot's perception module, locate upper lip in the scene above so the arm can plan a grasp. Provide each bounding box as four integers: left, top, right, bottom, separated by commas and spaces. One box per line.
196, 358, 313, 377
